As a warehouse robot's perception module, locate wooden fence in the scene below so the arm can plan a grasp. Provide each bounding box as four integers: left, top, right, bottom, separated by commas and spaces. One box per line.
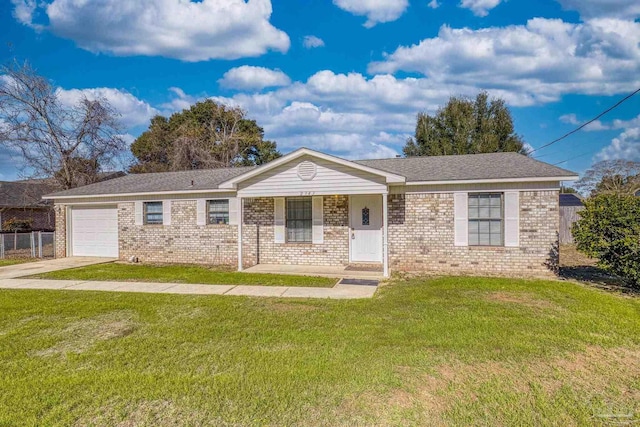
559, 205, 584, 244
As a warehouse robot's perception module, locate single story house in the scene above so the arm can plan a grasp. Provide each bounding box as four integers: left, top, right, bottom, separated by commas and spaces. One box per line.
44, 148, 578, 278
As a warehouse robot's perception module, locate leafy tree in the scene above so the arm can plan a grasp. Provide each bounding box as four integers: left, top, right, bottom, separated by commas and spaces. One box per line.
0, 61, 126, 189
403, 92, 528, 157
575, 160, 640, 196
130, 100, 280, 173
572, 194, 640, 287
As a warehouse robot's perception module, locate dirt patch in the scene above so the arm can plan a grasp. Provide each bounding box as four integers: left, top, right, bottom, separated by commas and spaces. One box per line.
415, 346, 640, 422
484, 291, 560, 311
558, 245, 634, 294
336, 346, 640, 425
35, 311, 137, 357
559, 245, 599, 268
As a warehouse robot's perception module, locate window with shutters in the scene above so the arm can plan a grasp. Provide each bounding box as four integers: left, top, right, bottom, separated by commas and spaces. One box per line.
468, 193, 503, 246
208, 199, 229, 224
286, 197, 312, 243
144, 202, 163, 225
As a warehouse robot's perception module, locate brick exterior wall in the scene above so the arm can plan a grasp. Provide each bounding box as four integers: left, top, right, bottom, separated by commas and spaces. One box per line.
118, 200, 239, 265
242, 195, 349, 267
52, 190, 559, 278
388, 190, 559, 277
54, 205, 66, 258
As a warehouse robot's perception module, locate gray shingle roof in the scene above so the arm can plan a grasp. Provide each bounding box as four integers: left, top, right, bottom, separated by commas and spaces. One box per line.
0, 181, 58, 207
559, 193, 584, 207
355, 152, 577, 182
45, 167, 254, 198
45, 152, 577, 198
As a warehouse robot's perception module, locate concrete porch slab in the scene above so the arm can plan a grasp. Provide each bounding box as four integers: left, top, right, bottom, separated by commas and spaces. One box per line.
243, 264, 384, 280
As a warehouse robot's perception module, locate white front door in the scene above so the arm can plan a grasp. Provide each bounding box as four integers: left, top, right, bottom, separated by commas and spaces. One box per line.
350, 195, 382, 263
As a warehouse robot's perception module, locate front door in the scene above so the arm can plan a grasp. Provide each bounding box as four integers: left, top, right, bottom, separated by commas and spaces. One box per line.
350, 195, 383, 263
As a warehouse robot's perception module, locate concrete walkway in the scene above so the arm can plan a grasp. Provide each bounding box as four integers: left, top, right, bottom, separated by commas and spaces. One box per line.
0, 257, 117, 280
0, 278, 377, 299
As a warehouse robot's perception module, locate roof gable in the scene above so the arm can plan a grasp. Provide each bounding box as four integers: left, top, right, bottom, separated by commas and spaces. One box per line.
218, 148, 405, 189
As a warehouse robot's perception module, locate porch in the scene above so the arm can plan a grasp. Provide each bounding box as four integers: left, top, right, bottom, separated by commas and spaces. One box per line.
243, 263, 384, 280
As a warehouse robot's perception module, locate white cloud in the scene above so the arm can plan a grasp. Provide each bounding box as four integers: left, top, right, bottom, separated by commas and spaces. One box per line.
596, 127, 640, 161
369, 18, 640, 102
12, 0, 290, 61
189, 70, 485, 158
559, 113, 609, 131
557, 0, 640, 20
333, 0, 409, 27
428, 0, 440, 9
303, 35, 325, 49
459, 0, 503, 17
56, 87, 158, 128
218, 66, 291, 91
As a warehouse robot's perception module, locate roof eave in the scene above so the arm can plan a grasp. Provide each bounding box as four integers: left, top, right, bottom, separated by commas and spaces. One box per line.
43, 187, 235, 201
396, 176, 580, 186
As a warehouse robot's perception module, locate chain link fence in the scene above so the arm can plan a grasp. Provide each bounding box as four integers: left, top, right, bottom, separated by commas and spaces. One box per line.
0, 231, 55, 259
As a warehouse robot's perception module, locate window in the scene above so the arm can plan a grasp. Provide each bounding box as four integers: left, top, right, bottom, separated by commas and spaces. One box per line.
208, 199, 229, 224
144, 202, 163, 225
286, 197, 312, 242
468, 193, 503, 246
362, 207, 370, 226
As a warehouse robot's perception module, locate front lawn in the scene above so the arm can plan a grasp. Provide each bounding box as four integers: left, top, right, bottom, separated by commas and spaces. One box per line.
1, 276, 639, 425
32, 262, 337, 287
0, 258, 36, 267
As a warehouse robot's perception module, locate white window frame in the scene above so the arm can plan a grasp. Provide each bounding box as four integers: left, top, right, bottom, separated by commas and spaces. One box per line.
285, 197, 313, 243
207, 199, 230, 225
468, 192, 504, 247
143, 201, 163, 225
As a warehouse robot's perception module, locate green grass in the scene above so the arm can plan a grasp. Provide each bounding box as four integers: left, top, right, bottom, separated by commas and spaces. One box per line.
0, 258, 36, 267
32, 262, 337, 287
1, 276, 639, 426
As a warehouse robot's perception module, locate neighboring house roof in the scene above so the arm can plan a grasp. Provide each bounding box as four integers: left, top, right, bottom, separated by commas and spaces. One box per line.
355, 152, 577, 183
44, 149, 579, 199
0, 181, 58, 208
559, 193, 584, 207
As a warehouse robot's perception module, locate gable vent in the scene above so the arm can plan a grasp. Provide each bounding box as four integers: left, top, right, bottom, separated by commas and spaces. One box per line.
297, 161, 317, 181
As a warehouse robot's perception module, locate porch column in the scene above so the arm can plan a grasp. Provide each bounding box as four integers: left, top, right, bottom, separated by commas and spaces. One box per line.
382, 192, 389, 278
237, 197, 243, 271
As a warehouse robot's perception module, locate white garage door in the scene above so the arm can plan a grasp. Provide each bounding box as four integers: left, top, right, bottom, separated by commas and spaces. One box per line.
71, 207, 119, 257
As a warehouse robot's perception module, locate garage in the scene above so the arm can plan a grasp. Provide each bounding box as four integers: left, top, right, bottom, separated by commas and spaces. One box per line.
70, 206, 119, 257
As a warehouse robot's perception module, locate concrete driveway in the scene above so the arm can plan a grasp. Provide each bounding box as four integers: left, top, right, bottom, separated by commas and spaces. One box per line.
0, 257, 116, 280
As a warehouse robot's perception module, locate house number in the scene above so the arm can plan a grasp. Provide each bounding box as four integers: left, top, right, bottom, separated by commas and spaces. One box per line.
299, 191, 315, 195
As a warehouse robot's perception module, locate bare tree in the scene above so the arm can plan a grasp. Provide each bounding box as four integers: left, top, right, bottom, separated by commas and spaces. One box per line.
575, 160, 640, 196
0, 61, 126, 189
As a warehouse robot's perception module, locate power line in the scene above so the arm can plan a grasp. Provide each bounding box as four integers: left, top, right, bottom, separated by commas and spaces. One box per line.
529, 86, 640, 155
551, 149, 599, 166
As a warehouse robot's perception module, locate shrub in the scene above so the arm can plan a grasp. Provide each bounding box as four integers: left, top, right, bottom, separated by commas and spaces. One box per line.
572, 194, 640, 287
2, 218, 33, 232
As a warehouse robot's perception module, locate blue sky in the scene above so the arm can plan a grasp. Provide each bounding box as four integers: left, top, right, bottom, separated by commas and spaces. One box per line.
1, 0, 640, 181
